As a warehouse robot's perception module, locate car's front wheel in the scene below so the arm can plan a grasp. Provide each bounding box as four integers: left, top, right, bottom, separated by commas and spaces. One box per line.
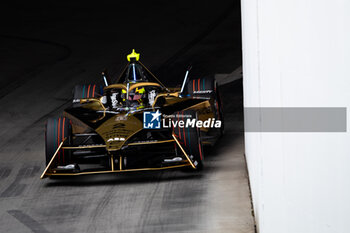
45, 117, 72, 166
173, 110, 204, 170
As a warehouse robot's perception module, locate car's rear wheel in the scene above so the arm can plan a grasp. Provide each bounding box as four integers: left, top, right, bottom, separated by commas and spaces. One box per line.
173, 110, 204, 170
72, 84, 104, 106
45, 117, 72, 166
185, 75, 215, 98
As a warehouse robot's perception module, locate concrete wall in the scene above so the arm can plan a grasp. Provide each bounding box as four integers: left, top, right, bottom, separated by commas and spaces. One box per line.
241, 0, 350, 232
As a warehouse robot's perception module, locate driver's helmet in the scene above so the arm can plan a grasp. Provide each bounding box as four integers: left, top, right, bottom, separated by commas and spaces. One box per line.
122, 87, 146, 108
130, 87, 146, 101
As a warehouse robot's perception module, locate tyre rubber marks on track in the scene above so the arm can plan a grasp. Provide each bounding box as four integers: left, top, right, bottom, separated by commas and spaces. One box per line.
0, 166, 11, 180
0, 165, 40, 198
7, 210, 50, 233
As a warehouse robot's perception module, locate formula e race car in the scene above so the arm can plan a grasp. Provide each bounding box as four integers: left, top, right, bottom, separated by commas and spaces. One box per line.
40, 50, 224, 179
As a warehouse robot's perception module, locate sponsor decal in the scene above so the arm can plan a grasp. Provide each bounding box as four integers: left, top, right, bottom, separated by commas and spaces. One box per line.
193, 90, 213, 94
107, 137, 125, 142
143, 110, 161, 129
113, 123, 126, 129
133, 140, 158, 143
115, 115, 127, 121
148, 90, 157, 106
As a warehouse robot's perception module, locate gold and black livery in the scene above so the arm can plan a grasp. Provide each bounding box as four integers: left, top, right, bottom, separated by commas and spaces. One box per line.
41, 50, 224, 179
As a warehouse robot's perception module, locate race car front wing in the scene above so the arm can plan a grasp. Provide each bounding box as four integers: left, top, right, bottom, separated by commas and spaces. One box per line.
40, 134, 195, 179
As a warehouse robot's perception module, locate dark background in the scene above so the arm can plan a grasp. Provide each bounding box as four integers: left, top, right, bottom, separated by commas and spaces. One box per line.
0, 1, 241, 89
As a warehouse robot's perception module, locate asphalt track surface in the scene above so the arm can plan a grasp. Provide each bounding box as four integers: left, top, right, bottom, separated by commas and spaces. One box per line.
0, 1, 254, 232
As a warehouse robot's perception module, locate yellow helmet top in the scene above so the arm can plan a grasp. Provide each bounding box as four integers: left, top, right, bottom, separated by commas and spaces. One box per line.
127, 49, 140, 62
135, 87, 145, 94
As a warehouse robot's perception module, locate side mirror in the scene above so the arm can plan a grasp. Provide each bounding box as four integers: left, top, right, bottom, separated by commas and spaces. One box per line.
79, 98, 106, 122
80, 98, 105, 110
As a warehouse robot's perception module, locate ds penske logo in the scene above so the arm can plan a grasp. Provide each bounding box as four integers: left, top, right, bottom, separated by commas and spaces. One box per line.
143, 110, 161, 129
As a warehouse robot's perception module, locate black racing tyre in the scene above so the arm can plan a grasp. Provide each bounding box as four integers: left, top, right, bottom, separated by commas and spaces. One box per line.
45, 117, 72, 166
72, 84, 104, 105
173, 110, 204, 170
214, 81, 225, 136
184, 75, 215, 98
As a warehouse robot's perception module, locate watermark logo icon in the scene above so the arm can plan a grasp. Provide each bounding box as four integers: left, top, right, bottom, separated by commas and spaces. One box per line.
143, 110, 161, 129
